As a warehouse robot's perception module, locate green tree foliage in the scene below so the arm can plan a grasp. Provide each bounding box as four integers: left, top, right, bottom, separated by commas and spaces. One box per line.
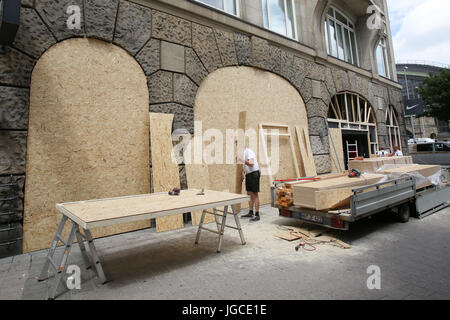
416, 69, 450, 121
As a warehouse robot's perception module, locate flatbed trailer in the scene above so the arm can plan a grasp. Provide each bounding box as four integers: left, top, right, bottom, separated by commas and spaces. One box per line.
271, 176, 450, 230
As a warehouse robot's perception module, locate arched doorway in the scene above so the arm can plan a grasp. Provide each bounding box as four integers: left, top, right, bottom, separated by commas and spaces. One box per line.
193, 66, 308, 205
328, 92, 378, 168
23, 38, 151, 253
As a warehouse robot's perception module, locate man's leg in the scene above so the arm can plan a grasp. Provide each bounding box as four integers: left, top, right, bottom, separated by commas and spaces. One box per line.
242, 192, 254, 218
250, 172, 261, 222
254, 193, 260, 213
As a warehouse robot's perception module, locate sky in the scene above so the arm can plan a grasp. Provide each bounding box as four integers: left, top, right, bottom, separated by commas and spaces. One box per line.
387, 0, 450, 65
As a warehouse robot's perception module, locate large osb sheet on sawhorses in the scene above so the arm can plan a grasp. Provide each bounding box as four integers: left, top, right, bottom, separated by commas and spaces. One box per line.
150, 113, 184, 232
23, 38, 151, 253
295, 126, 317, 177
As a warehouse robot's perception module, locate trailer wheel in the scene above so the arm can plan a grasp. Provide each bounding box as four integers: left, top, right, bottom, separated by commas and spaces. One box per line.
398, 204, 410, 223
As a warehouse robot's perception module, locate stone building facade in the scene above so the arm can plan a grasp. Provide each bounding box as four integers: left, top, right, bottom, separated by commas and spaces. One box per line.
0, 0, 406, 255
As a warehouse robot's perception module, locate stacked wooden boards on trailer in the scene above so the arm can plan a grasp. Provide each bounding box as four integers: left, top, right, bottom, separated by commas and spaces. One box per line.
348, 156, 413, 172
289, 162, 441, 212
292, 174, 386, 211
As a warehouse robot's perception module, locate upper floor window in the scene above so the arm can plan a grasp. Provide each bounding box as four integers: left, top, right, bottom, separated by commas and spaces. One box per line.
262, 0, 297, 39
324, 7, 359, 66
376, 38, 390, 78
195, 0, 239, 16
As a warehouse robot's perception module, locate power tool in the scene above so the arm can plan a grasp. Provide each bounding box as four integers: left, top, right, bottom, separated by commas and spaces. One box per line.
348, 169, 361, 178
168, 187, 180, 196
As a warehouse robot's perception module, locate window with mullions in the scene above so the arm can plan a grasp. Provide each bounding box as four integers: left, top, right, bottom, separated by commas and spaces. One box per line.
386, 105, 402, 151
262, 0, 297, 39
376, 37, 390, 78
324, 7, 359, 66
194, 0, 239, 16
328, 92, 378, 154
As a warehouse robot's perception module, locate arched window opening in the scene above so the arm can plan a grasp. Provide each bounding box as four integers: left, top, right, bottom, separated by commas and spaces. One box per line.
386, 105, 402, 151
328, 92, 378, 158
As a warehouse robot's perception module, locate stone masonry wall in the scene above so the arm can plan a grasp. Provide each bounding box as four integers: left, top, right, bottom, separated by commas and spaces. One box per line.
0, 1, 405, 252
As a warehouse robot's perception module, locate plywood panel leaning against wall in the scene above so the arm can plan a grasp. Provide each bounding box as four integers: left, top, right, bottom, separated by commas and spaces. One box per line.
23, 38, 151, 253
328, 128, 345, 173
194, 67, 308, 206
296, 126, 317, 177
149, 113, 185, 232
185, 164, 215, 225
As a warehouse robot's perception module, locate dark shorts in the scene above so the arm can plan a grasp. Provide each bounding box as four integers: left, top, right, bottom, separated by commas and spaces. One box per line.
245, 170, 261, 193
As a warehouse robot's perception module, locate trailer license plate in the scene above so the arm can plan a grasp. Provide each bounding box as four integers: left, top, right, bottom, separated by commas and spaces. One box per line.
301, 213, 323, 224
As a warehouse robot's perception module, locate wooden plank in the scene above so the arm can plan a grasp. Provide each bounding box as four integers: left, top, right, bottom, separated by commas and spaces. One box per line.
150, 113, 184, 232
275, 231, 302, 241
22, 38, 151, 253
329, 128, 345, 173
185, 164, 215, 225
287, 127, 301, 178
315, 235, 351, 249
235, 112, 247, 212
295, 126, 317, 177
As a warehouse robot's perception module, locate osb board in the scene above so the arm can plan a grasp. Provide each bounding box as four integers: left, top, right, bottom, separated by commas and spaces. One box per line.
329, 128, 345, 173
293, 174, 385, 191
349, 157, 414, 173
295, 126, 316, 177
150, 113, 184, 232
348, 159, 383, 173
194, 67, 308, 206
185, 164, 215, 225
235, 111, 247, 212
61, 190, 249, 227
23, 38, 151, 253
382, 165, 440, 189
293, 174, 385, 209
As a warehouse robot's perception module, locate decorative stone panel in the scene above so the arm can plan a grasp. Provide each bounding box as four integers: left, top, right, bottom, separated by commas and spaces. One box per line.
84, 0, 119, 42
114, 0, 152, 56
0, 87, 30, 130
192, 23, 222, 73
35, 0, 85, 41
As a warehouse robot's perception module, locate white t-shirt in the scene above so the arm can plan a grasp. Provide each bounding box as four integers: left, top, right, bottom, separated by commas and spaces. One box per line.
377, 150, 388, 157
394, 150, 403, 156
243, 148, 259, 174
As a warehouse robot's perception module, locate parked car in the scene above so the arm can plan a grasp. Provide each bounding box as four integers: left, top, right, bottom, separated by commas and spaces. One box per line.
410, 141, 450, 165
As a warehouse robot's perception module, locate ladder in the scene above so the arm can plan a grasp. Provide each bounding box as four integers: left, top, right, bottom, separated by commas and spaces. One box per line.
346, 140, 358, 161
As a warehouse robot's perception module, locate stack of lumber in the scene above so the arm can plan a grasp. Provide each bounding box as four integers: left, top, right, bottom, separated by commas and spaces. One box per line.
292, 174, 385, 210
348, 156, 413, 172
382, 164, 441, 189
275, 185, 294, 208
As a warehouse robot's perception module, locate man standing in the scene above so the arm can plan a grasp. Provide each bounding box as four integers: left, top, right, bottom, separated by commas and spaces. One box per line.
237, 143, 261, 222
377, 147, 388, 157
393, 146, 403, 157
